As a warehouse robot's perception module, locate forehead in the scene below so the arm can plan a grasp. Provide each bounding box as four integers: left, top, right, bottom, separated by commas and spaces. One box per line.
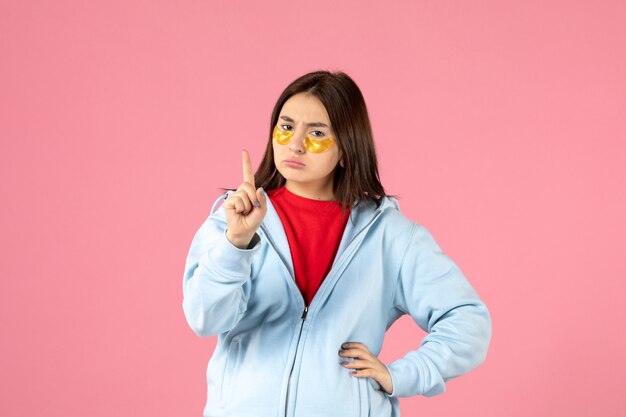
280, 93, 331, 124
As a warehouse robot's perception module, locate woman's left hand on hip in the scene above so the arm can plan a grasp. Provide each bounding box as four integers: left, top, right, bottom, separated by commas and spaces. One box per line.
338, 341, 393, 395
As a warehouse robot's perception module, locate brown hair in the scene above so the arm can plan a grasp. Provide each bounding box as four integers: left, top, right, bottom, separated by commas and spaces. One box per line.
254, 70, 391, 213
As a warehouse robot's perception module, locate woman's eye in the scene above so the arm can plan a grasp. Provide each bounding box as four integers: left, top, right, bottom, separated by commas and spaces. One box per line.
310, 130, 325, 138
281, 124, 293, 131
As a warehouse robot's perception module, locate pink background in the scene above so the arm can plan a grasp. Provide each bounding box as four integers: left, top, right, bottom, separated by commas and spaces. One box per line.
1, 1, 625, 416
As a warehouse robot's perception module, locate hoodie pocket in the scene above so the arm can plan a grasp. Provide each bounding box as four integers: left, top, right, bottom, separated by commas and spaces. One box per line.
220, 338, 241, 404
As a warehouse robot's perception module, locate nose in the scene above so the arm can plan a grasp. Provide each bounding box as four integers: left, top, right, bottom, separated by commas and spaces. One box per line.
288, 130, 306, 154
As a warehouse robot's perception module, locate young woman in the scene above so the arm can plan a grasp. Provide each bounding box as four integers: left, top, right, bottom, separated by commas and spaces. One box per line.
182, 71, 492, 417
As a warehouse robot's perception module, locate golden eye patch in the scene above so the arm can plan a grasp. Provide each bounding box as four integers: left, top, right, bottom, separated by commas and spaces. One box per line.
272, 125, 335, 154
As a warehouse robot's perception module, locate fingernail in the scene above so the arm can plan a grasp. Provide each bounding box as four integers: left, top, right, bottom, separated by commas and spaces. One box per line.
254, 199, 260, 207
341, 343, 349, 349
338, 349, 345, 355
340, 361, 349, 366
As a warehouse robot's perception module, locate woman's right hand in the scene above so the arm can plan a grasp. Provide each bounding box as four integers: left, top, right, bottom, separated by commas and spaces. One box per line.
223, 149, 267, 249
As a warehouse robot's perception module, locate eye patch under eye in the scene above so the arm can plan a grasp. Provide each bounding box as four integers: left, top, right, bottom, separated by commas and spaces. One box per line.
272, 125, 335, 154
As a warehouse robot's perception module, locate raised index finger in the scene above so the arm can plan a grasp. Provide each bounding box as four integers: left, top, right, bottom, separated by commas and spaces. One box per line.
242, 149, 255, 187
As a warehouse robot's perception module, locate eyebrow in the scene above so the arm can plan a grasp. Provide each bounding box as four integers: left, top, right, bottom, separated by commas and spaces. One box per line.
280, 115, 329, 128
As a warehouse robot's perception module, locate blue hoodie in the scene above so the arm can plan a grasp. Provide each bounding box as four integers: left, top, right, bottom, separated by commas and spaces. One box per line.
182, 191, 492, 417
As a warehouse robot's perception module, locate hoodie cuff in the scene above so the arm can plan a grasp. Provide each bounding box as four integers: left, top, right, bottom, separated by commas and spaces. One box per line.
203, 228, 261, 280
386, 358, 418, 398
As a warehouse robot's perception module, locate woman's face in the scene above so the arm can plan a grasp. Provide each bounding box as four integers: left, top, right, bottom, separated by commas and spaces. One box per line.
273, 92, 341, 200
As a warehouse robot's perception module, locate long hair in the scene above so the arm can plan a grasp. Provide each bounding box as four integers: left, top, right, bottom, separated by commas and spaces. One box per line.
255, 70, 390, 212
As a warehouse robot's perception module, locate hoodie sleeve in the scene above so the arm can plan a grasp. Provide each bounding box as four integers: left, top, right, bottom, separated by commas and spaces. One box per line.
182, 193, 261, 337
385, 223, 492, 398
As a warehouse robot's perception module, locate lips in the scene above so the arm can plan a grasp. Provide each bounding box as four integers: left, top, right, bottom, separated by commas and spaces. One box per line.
284, 158, 305, 167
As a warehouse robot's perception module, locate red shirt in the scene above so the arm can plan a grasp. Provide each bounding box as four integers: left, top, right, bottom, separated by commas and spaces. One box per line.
267, 186, 351, 306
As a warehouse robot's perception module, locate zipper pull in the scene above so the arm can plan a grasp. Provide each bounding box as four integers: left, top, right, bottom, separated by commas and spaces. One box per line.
301, 306, 308, 320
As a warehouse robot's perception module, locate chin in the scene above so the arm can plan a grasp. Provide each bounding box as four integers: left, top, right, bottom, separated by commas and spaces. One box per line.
282, 175, 310, 184
277, 168, 305, 181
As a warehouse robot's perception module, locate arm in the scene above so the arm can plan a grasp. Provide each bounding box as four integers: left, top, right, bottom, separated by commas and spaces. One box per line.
386, 223, 492, 397
181, 192, 261, 337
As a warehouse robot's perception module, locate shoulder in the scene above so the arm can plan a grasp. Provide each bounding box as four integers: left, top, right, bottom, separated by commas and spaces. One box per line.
361, 197, 420, 254
373, 197, 449, 257
376, 196, 418, 232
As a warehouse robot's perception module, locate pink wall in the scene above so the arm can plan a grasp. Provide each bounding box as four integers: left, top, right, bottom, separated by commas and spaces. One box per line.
1, 1, 624, 416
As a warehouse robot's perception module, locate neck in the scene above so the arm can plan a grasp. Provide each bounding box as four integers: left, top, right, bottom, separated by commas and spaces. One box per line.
285, 180, 335, 201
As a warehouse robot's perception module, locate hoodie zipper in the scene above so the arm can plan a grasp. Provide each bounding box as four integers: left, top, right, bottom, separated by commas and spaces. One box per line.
284, 305, 308, 417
